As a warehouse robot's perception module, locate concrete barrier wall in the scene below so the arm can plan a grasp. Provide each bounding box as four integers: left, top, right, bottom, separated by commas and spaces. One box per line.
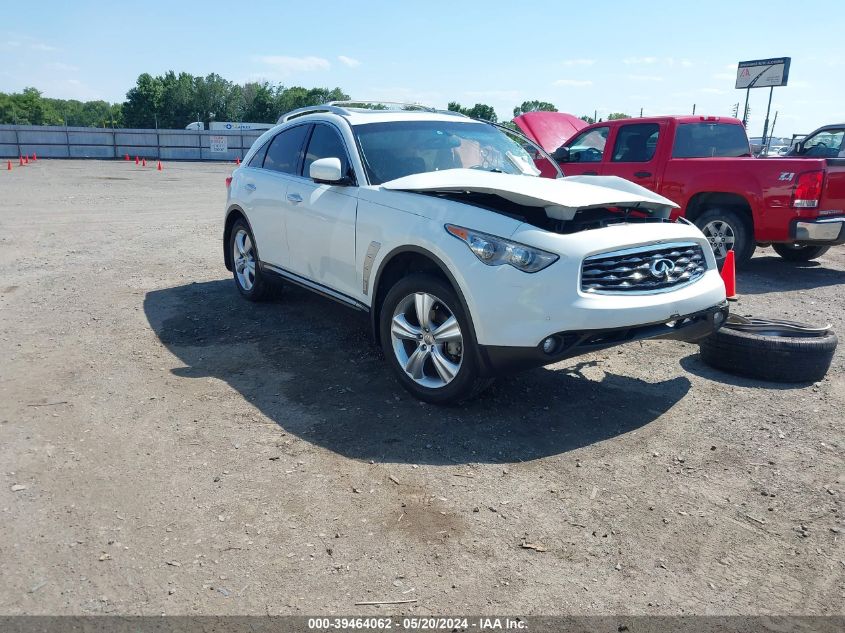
0, 124, 266, 160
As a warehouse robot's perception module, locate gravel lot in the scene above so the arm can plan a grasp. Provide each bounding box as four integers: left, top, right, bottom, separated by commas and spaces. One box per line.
1, 160, 843, 616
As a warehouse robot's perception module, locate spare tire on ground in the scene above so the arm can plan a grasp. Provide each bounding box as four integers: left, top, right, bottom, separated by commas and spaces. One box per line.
699, 315, 837, 383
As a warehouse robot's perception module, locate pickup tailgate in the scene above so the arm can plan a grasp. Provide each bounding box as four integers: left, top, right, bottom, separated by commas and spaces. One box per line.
821, 160, 845, 211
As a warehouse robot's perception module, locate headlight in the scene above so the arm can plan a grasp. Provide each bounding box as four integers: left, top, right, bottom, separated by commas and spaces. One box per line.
445, 224, 559, 273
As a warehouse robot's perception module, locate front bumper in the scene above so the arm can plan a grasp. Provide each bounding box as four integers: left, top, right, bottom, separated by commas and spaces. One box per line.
477, 301, 729, 375
791, 217, 845, 244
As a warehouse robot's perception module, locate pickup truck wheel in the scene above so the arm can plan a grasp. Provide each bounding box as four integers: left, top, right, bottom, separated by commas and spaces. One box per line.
694, 208, 755, 267
772, 243, 830, 262
230, 219, 273, 301
699, 317, 837, 383
380, 274, 491, 404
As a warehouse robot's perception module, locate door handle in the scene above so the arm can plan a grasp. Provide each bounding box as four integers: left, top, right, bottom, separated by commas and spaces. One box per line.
584, 170, 599, 175
287, 193, 303, 204
245, 183, 256, 192
634, 171, 652, 178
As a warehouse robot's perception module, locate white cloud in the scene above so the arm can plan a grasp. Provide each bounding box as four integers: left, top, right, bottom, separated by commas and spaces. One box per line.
255, 55, 331, 74
553, 79, 593, 87
624, 56, 658, 65
627, 74, 663, 82
561, 58, 595, 66
30, 42, 57, 52
464, 89, 521, 100
338, 55, 361, 68
46, 62, 79, 72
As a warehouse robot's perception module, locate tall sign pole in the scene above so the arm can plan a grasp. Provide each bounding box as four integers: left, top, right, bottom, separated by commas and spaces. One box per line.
761, 86, 775, 147
742, 88, 750, 126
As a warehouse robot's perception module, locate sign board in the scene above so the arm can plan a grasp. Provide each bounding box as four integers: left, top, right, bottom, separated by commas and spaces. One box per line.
209, 135, 227, 153
735, 57, 791, 89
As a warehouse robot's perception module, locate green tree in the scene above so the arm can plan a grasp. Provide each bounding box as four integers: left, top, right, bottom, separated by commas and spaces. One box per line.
607, 112, 631, 120
447, 101, 498, 122
579, 115, 595, 124
123, 73, 163, 128
512, 100, 557, 118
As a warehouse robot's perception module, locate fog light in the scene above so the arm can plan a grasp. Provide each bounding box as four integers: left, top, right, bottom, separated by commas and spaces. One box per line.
714, 311, 725, 325
542, 336, 557, 354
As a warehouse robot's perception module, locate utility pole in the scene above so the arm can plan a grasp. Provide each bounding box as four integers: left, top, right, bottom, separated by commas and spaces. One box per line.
639, 107, 643, 117
765, 111, 779, 155
692, 103, 696, 115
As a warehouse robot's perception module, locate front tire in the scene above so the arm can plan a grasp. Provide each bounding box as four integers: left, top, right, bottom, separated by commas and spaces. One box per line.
229, 219, 272, 301
379, 274, 491, 404
694, 208, 755, 267
772, 243, 830, 262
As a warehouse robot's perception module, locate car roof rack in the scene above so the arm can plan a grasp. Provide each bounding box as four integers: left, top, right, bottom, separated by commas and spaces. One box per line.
277, 101, 470, 124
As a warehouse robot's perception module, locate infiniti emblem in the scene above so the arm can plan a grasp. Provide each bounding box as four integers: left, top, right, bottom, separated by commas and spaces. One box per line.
649, 258, 675, 279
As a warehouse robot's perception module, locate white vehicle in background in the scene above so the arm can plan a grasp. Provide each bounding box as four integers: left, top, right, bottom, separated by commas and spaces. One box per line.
185, 121, 275, 131
222, 102, 728, 403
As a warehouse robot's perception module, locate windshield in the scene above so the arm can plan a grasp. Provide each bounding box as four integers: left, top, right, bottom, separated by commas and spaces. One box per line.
353, 120, 541, 185
672, 123, 751, 158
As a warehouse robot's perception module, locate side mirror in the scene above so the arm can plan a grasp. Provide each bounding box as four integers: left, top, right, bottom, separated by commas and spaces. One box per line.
310, 157, 344, 184
793, 142, 803, 154
551, 146, 570, 162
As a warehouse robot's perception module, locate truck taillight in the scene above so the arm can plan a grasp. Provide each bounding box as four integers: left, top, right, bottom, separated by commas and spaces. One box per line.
791, 170, 823, 209
225, 176, 232, 188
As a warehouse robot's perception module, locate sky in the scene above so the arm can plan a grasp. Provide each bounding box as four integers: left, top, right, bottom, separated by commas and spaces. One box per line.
2, 0, 844, 137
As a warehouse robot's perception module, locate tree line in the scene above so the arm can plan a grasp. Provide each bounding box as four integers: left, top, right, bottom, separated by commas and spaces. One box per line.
1, 72, 631, 128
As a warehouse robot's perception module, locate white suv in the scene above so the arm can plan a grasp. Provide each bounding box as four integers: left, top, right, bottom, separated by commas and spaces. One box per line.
224, 102, 728, 403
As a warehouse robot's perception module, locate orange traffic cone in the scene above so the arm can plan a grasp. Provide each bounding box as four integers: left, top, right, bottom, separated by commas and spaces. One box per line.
33, 152, 37, 161
19, 155, 24, 166
23, 155, 28, 165
6, 160, 11, 171
157, 160, 162, 171
142, 158, 147, 167
31, 153, 35, 161
720, 249, 737, 301
125, 154, 130, 161
235, 157, 241, 165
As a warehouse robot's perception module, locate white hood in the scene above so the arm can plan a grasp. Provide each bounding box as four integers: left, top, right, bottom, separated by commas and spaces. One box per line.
380, 169, 678, 221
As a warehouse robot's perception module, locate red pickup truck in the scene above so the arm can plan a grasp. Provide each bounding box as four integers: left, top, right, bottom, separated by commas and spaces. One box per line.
515, 113, 845, 265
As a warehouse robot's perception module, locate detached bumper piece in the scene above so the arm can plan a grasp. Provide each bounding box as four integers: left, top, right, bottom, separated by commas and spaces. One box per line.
479, 301, 730, 375
792, 217, 845, 244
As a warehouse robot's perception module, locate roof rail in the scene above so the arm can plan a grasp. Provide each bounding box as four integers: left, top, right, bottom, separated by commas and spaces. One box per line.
277, 104, 351, 124
328, 100, 437, 112
276, 101, 473, 124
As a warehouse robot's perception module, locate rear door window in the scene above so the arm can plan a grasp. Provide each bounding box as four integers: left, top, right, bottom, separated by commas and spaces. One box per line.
612, 123, 660, 162
567, 127, 609, 162
672, 123, 750, 158
263, 125, 310, 174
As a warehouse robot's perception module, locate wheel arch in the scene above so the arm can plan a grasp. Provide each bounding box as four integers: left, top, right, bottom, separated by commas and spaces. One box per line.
369, 246, 477, 348
223, 205, 254, 271
685, 191, 754, 229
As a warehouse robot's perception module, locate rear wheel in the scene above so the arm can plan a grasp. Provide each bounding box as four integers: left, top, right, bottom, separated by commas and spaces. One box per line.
380, 274, 491, 404
772, 243, 830, 262
229, 219, 273, 301
694, 208, 755, 267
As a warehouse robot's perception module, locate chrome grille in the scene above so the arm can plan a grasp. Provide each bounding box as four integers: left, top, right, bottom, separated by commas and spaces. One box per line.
581, 242, 707, 294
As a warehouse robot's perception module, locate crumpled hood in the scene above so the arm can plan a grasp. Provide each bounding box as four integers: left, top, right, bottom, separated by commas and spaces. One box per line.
513, 111, 588, 153
380, 168, 678, 221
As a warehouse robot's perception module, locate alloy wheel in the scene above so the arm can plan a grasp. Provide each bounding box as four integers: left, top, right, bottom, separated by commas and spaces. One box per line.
390, 292, 463, 389
233, 228, 256, 291
701, 220, 736, 259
